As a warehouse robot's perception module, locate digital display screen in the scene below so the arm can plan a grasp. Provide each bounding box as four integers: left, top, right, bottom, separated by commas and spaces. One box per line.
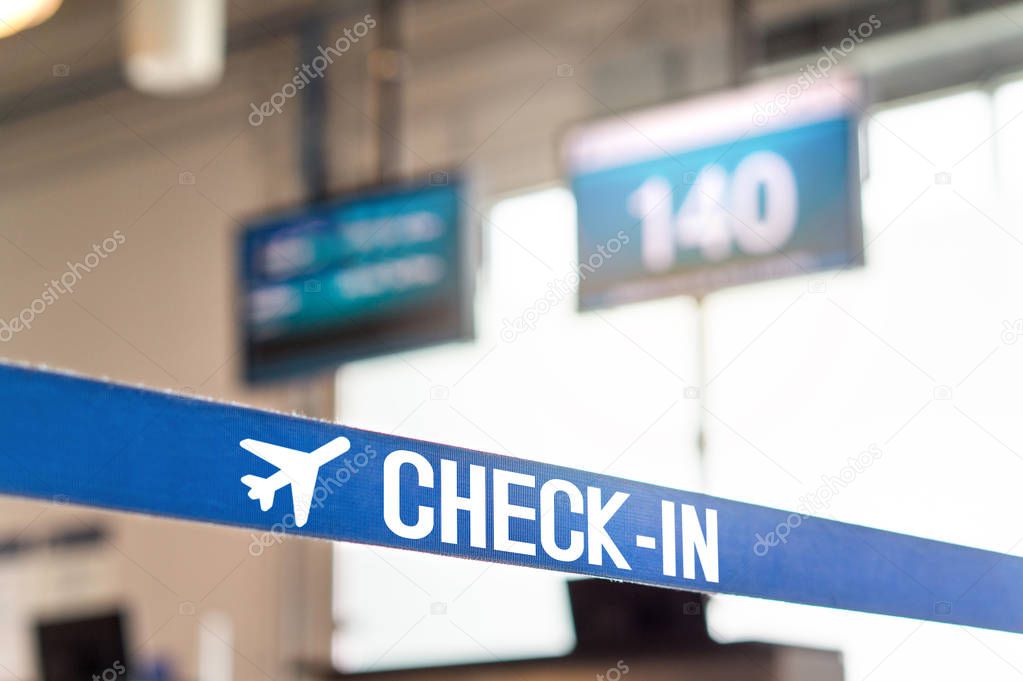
239, 178, 472, 383
563, 72, 863, 309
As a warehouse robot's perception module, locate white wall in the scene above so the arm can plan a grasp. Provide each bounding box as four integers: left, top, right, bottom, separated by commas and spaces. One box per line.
0, 29, 334, 681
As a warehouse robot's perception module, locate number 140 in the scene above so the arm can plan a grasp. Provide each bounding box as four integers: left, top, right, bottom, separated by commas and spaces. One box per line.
627, 151, 798, 272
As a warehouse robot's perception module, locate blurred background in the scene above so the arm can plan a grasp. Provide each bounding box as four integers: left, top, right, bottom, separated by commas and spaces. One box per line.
3, 0, 1023, 680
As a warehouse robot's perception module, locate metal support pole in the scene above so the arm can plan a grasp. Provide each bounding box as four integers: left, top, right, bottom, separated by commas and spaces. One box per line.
730, 0, 754, 86
372, 0, 404, 183
295, 15, 335, 420
694, 295, 708, 487
299, 16, 329, 202
694, 0, 751, 486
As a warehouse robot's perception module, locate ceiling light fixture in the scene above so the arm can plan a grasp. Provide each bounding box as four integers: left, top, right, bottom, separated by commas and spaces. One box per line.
0, 0, 63, 40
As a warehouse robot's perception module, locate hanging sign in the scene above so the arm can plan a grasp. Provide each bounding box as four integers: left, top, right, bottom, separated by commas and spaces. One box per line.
564, 72, 864, 309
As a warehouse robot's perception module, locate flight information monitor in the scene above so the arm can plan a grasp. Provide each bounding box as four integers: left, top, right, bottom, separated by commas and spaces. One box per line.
564, 72, 863, 310
239, 178, 472, 383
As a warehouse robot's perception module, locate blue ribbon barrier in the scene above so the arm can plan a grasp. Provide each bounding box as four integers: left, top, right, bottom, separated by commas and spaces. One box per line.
0, 362, 1018, 633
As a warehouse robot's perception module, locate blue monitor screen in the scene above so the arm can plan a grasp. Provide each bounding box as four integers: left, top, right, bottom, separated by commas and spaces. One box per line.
563, 72, 863, 309
239, 178, 473, 383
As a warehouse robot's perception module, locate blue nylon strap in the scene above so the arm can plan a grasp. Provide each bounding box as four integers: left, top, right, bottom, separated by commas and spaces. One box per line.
0, 362, 1018, 633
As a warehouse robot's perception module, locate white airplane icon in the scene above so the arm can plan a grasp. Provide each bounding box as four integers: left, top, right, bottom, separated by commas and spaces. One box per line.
239, 436, 351, 528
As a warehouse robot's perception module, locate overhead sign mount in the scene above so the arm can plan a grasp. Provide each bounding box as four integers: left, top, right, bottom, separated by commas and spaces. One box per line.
0, 361, 1020, 634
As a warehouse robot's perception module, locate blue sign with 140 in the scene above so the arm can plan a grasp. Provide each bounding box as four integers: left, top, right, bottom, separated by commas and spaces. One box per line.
564, 73, 864, 309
